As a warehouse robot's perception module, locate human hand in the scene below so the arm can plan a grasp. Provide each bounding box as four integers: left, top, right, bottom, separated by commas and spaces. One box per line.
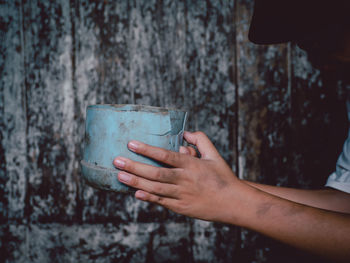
113, 131, 241, 222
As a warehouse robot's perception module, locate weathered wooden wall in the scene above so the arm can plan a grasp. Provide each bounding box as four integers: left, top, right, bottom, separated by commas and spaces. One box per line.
0, 0, 348, 262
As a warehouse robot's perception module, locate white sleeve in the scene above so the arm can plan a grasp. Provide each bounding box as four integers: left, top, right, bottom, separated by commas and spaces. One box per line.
325, 128, 350, 194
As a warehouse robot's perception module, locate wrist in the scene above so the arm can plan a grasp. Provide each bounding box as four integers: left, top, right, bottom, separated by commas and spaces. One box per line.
214, 179, 258, 226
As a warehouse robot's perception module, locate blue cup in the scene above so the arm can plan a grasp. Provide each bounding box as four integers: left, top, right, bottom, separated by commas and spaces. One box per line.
81, 104, 187, 193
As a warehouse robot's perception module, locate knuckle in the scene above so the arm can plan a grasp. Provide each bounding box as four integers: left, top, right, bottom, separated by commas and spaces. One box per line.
169, 169, 179, 181
130, 176, 138, 186
179, 146, 188, 154
172, 185, 180, 197
159, 150, 171, 162
155, 196, 165, 205
123, 159, 133, 170
159, 168, 178, 183
154, 168, 163, 181
152, 184, 163, 195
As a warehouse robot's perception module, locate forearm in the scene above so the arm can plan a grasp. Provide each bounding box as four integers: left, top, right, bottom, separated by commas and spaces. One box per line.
224, 183, 350, 262
243, 180, 350, 213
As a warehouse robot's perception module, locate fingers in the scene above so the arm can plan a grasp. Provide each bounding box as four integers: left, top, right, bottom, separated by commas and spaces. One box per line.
183, 131, 220, 159
117, 171, 179, 198
113, 157, 181, 184
135, 190, 179, 210
187, 146, 198, 157
179, 146, 197, 157
179, 146, 189, 155
127, 141, 191, 168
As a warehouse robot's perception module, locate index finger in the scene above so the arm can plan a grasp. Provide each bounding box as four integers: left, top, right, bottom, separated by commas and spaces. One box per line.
128, 140, 191, 168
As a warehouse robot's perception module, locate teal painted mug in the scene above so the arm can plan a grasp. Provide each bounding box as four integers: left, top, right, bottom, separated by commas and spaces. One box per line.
81, 104, 187, 193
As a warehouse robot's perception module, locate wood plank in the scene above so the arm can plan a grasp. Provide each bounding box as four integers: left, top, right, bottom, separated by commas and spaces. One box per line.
73, 0, 133, 105
235, 0, 295, 261
1, 223, 193, 262
1, 222, 241, 262
127, 0, 167, 107
236, 0, 290, 183
0, 224, 27, 261
183, 0, 237, 165
0, 0, 6, 220
1, 0, 27, 220
23, 0, 77, 221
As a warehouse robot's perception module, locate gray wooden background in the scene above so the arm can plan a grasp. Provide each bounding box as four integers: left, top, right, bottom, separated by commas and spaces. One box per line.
1, 0, 349, 262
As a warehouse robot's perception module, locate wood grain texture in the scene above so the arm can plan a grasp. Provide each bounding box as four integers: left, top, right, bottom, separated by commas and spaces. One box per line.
22, 0, 77, 222
1, 0, 27, 220
1, 223, 191, 263
1, 0, 348, 262
236, 0, 290, 184
235, 1, 296, 261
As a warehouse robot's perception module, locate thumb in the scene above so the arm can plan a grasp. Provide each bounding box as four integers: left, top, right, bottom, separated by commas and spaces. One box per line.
183, 131, 220, 160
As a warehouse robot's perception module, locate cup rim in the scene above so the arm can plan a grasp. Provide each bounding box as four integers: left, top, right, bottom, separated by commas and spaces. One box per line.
87, 104, 187, 113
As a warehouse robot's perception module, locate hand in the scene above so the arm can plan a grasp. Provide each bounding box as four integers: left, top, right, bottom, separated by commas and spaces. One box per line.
113, 131, 240, 222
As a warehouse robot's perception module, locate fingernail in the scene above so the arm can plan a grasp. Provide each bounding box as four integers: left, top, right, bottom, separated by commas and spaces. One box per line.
128, 141, 140, 151
179, 146, 189, 154
114, 158, 125, 168
183, 131, 191, 137
118, 172, 131, 183
135, 191, 146, 199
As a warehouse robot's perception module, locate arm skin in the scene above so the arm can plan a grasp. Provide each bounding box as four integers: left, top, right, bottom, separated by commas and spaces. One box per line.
113, 131, 350, 262
182, 144, 350, 214
243, 181, 350, 214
